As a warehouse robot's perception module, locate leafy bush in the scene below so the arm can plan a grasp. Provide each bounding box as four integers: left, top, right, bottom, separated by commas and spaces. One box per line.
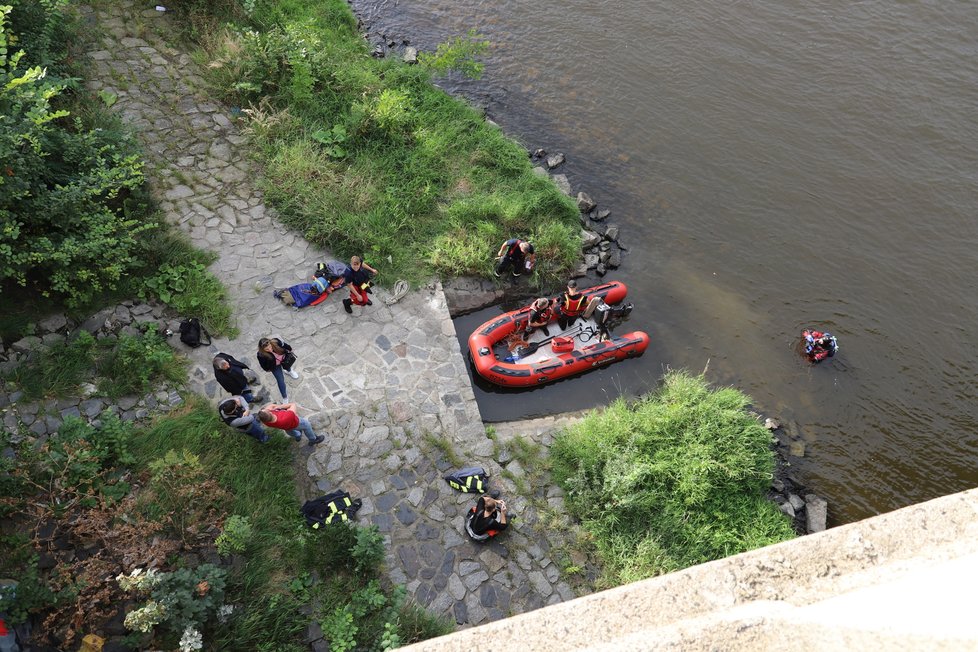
351, 524, 385, 576
551, 371, 795, 586
0, 4, 153, 306
14, 414, 135, 514
216, 515, 253, 556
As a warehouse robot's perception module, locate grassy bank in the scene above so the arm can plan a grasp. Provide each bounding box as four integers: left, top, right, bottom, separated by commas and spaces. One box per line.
551, 371, 795, 587
0, 0, 234, 337
1, 392, 451, 649
169, 0, 581, 286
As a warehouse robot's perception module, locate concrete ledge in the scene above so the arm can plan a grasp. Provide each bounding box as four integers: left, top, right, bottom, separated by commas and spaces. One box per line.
398, 488, 978, 651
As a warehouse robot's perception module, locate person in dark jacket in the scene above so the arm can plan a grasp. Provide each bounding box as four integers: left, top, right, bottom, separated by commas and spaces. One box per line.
465, 494, 509, 540
494, 238, 536, 277
257, 337, 298, 401
213, 353, 261, 403
341, 256, 378, 314
218, 396, 269, 443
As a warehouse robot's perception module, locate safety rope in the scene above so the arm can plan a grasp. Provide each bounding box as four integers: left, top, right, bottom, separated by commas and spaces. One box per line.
384, 279, 410, 305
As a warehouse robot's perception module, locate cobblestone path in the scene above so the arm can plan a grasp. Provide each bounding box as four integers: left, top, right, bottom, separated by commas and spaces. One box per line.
82, 0, 590, 630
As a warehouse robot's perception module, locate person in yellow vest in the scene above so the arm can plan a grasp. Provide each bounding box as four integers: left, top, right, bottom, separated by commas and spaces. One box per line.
556, 279, 587, 330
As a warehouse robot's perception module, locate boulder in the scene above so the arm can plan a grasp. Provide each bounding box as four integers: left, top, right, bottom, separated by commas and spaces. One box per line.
570, 264, 588, 278
779, 502, 796, 519
39, 313, 68, 333
805, 494, 828, 533
79, 307, 115, 334
584, 254, 600, 269
608, 250, 622, 269
596, 263, 607, 277
576, 192, 596, 213
10, 336, 41, 353
551, 174, 572, 196
581, 229, 602, 249
788, 494, 806, 511
532, 148, 547, 158
403, 47, 418, 64
599, 251, 611, 264
603, 225, 620, 241
372, 44, 385, 58
546, 152, 565, 169
590, 208, 611, 222
764, 417, 781, 430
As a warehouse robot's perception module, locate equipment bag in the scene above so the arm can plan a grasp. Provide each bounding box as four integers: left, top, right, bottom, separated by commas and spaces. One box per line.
551, 336, 574, 353
315, 261, 350, 281
178, 317, 211, 348
444, 466, 489, 494
301, 490, 363, 529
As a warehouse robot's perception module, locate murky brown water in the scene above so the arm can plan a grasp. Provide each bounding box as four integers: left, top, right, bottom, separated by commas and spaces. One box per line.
352, 0, 978, 525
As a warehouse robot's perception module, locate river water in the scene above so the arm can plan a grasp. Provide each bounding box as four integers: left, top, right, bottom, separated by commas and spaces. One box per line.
351, 0, 978, 525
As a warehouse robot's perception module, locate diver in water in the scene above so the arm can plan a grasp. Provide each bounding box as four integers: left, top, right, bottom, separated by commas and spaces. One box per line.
803, 330, 838, 363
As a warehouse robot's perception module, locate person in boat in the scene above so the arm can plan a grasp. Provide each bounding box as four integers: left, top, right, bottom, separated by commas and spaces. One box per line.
556, 279, 588, 330
274, 263, 347, 309
525, 297, 554, 337
494, 238, 536, 277
464, 493, 509, 541
803, 330, 838, 363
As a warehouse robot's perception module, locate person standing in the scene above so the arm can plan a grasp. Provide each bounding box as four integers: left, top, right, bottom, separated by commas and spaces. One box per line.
213, 353, 262, 404
342, 255, 378, 314
556, 279, 587, 330
257, 402, 325, 446
218, 396, 269, 443
257, 337, 298, 401
494, 238, 535, 277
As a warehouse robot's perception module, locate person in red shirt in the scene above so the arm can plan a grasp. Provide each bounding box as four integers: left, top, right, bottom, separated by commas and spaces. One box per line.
257, 402, 325, 446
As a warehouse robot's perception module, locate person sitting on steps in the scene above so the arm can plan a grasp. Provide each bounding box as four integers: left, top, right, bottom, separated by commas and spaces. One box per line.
494, 238, 536, 278
525, 297, 554, 337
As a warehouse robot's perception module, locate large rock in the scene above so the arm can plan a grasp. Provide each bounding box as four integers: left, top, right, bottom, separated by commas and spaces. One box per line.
403, 47, 418, 64
551, 174, 572, 196
546, 152, 565, 169
805, 494, 828, 533
10, 336, 41, 353
39, 313, 68, 333
603, 225, 620, 242
576, 192, 596, 213
79, 307, 116, 334
581, 230, 602, 249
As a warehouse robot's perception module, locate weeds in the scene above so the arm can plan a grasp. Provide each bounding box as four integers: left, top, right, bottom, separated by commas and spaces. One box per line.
423, 433, 463, 468
550, 371, 796, 586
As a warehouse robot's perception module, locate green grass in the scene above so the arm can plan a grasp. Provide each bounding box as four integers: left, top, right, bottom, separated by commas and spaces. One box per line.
172, 0, 581, 287
3, 330, 186, 401
131, 400, 451, 649
551, 371, 795, 587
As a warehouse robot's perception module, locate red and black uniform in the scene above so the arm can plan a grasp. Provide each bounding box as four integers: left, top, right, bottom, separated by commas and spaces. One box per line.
496, 239, 534, 277
343, 263, 374, 307
526, 300, 554, 336
557, 290, 587, 330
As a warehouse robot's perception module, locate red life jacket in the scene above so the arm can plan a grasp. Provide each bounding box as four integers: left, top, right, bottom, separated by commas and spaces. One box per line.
562, 291, 587, 316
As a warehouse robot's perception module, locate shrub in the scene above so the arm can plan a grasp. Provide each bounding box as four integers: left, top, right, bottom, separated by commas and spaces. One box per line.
351, 524, 385, 576
216, 515, 253, 556
551, 371, 795, 586
144, 449, 229, 542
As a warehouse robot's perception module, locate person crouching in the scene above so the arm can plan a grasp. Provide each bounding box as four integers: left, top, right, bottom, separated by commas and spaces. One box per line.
465, 494, 509, 541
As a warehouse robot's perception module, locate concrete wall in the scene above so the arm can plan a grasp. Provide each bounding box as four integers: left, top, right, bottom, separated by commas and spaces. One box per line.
398, 487, 978, 651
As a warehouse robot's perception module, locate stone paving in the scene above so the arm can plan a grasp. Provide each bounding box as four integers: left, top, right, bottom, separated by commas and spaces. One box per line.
80, 0, 591, 631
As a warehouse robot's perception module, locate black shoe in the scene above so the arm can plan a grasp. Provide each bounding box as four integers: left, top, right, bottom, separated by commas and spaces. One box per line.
343, 298, 352, 314
309, 435, 325, 446
512, 271, 522, 277
365, 287, 373, 294
365, 299, 373, 306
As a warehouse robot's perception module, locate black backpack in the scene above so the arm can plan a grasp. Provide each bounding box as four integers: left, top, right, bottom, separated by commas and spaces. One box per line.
444, 466, 489, 494
179, 317, 211, 348
301, 490, 362, 529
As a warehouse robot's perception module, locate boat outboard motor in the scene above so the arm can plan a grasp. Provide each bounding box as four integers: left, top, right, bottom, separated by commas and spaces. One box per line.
594, 300, 633, 339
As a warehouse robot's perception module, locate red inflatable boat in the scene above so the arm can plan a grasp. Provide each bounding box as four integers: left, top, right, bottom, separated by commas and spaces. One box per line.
467, 281, 650, 387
